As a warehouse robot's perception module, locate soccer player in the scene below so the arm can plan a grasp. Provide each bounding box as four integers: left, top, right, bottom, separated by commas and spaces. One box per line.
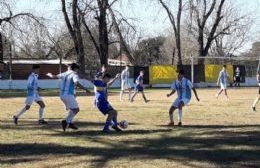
130, 70, 149, 103
166, 70, 200, 126
216, 65, 230, 99
93, 65, 106, 107
252, 72, 260, 112
93, 73, 122, 133
120, 65, 132, 101
46, 63, 91, 131
234, 67, 241, 87
13, 65, 47, 125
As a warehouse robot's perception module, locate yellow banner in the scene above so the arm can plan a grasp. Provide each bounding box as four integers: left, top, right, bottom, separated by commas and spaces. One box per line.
205, 64, 233, 82
149, 65, 177, 84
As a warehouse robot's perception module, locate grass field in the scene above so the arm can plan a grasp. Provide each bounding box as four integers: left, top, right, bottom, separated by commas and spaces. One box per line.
1, 88, 260, 168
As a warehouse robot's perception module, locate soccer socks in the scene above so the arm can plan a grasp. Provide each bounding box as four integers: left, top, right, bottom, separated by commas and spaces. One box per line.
103, 120, 111, 131
178, 109, 183, 122
120, 91, 123, 101
112, 116, 118, 126
39, 107, 44, 120
16, 107, 27, 118
169, 113, 174, 123
66, 111, 76, 124
253, 97, 260, 108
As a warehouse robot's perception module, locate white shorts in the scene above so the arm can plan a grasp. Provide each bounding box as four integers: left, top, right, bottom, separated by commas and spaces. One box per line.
220, 83, 227, 89
60, 95, 79, 110
25, 94, 42, 106
121, 81, 131, 90
172, 98, 191, 108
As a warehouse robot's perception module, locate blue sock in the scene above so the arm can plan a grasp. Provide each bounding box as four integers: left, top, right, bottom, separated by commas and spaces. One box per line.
112, 117, 118, 127
103, 121, 111, 131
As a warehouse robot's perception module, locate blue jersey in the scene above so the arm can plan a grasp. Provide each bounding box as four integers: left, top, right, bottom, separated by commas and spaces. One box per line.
136, 75, 143, 85
171, 77, 193, 100
93, 80, 107, 101
27, 72, 39, 97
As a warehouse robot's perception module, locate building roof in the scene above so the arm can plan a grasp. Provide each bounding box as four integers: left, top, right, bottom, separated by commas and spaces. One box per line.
4, 59, 74, 65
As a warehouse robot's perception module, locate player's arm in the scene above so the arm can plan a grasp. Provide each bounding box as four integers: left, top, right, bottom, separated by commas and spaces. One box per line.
75, 81, 91, 94
167, 89, 176, 97
107, 73, 120, 87
192, 87, 200, 101
46, 73, 59, 79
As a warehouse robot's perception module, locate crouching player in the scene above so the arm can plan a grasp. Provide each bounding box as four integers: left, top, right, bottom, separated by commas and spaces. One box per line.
13, 65, 47, 125
252, 72, 260, 112
46, 63, 91, 131
166, 70, 200, 126
93, 73, 122, 133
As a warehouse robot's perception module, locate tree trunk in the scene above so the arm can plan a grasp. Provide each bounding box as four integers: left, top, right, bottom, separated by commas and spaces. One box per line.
0, 32, 3, 62
98, 0, 109, 66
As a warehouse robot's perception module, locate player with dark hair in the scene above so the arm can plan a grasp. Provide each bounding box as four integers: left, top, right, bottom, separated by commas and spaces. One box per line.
216, 65, 230, 99
166, 69, 200, 126
93, 73, 122, 133
93, 65, 106, 107
234, 67, 241, 87
13, 65, 47, 125
46, 63, 91, 131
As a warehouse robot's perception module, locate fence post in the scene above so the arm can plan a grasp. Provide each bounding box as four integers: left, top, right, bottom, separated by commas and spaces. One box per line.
191, 54, 194, 83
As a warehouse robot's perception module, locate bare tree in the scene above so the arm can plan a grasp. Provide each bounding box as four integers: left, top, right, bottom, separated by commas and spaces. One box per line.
61, 0, 86, 73
159, 0, 183, 65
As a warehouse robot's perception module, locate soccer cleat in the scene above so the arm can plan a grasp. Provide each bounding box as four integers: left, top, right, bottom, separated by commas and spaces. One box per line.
38, 119, 48, 125
112, 125, 122, 132
102, 128, 110, 134
252, 106, 256, 112
13, 116, 18, 125
145, 100, 150, 103
168, 122, 174, 126
61, 120, 68, 132
178, 122, 182, 126
68, 123, 78, 130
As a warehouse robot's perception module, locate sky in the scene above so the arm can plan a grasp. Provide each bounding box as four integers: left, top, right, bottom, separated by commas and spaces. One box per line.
12, 0, 260, 52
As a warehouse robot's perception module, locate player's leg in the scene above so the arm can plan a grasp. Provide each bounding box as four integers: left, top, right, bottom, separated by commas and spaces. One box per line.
168, 99, 178, 126
130, 91, 138, 102
224, 89, 229, 99
36, 100, 48, 124
120, 90, 124, 101
216, 89, 223, 98
13, 97, 33, 125
128, 88, 132, 101
177, 101, 185, 126
141, 91, 149, 103
252, 96, 260, 112
110, 109, 122, 132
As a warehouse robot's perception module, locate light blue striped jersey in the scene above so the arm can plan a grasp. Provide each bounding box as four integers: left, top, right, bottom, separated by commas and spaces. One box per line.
27, 72, 39, 97
171, 77, 193, 100
219, 70, 229, 84
121, 69, 130, 83
57, 70, 79, 96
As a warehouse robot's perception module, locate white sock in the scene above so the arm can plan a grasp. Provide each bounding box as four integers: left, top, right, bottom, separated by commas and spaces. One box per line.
16, 107, 27, 118
253, 97, 260, 107
178, 109, 182, 122
120, 91, 123, 101
66, 111, 76, 124
39, 107, 44, 120
169, 113, 174, 123
128, 92, 131, 100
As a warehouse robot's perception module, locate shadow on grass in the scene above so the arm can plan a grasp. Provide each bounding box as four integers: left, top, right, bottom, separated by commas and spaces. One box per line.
0, 125, 260, 167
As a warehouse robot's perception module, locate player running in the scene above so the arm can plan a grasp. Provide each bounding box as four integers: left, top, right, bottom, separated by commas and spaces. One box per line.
252, 72, 260, 112
120, 65, 132, 101
130, 70, 149, 103
216, 65, 230, 99
93, 73, 122, 133
46, 63, 90, 131
13, 65, 47, 125
166, 69, 200, 126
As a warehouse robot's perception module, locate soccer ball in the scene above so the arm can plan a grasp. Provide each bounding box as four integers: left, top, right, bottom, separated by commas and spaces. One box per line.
119, 120, 128, 129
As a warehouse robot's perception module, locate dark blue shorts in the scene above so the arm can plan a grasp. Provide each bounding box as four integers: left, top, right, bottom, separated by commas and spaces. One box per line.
135, 85, 144, 92
97, 100, 114, 115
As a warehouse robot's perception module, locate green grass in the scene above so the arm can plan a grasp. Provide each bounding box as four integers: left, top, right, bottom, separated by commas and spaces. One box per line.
0, 88, 260, 168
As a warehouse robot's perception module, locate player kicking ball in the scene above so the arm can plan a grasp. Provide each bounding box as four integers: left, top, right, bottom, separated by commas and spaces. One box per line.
130, 70, 149, 103
120, 65, 132, 101
46, 63, 91, 131
216, 65, 230, 99
93, 73, 123, 133
252, 72, 260, 112
13, 65, 47, 125
166, 70, 200, 126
